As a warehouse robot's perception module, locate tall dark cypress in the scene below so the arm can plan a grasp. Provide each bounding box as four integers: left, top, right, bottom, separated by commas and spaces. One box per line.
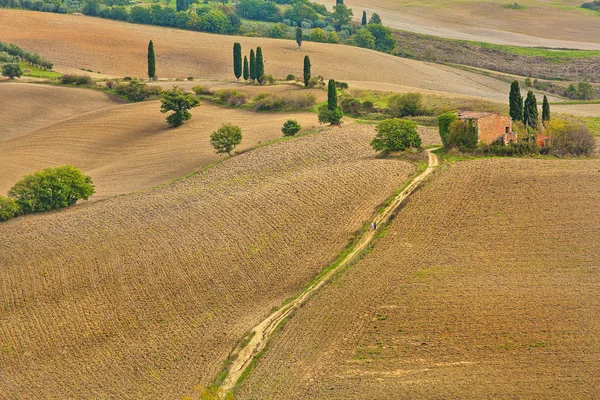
256, 47, 264, 83
147, 40, 156, 80
336, 0, 343, 4
243, 55, 249, 81
327, 79, 337, 111
233, 42, 242, 80
249, 49, 256, 81
523, 90, 538, 129
509, 80, 523, 123
542, 95, 550, 123
303, 55, 311, 87
296, 27, 303, 48
362, 10, 367, 25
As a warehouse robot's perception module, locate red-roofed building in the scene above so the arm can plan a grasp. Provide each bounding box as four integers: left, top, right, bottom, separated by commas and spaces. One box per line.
458, 112, 517, 145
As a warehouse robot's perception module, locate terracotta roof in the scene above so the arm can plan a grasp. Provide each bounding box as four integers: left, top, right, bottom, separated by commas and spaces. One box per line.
458, 111, 495, 120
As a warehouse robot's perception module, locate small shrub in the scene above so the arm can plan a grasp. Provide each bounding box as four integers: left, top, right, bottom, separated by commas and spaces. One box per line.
370, 118, 421, 152
115, 80, 161, 102
361, 100, 374, 113
388, 92, 425, 117
318, 104, 343, 125
228, 92, 248, 106
547, 118, 596, 156
60, 74, 93, 85
307, 75, 324, 88
447, 119, 478, 150
252, 92, 316, 111
335, 81, 349, 89
192, 85, 214, 95
123, 76, 133, 81
0, 196, 21, 222
8, 166, 95, 214
282, 119, 301, 136
187, 76, 194, 81
285, 74, 296, 81
340, 97, 362, 116
210, 123, 242, 156
105, 80, 116, 89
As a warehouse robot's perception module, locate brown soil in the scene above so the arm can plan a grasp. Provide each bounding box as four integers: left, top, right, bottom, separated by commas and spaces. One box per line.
0, 10, 518, 102
0, 82, 123, 140
238, 158, 600, 399
0, 84, 319, 199
0, 124, 415, 399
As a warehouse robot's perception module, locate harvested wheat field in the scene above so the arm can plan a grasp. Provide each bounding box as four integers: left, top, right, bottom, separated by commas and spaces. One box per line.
238, 158, 600, 399
0, 10, 516, 102
0, 84, 319, 199
0, 82, 123, 140
0, 124, 415, 399
316, 0, 600, 50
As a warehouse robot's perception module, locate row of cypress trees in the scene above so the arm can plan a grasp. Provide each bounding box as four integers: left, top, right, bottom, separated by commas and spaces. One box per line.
509, 80, 550, 129
233, 43, 265, 83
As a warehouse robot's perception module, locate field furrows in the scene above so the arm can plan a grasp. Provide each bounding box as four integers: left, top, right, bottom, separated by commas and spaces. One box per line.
0, 10, 515, 102
0, 83, 123, 140
0, 125, 414, 398
238, 158, 600, 399
0, 91, 318, 198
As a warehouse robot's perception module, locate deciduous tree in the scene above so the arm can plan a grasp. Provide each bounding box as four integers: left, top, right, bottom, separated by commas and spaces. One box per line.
370, 119, 421, 152
2, 63, 22, 79
210, 123, 242, 156
160, 87, 200, 127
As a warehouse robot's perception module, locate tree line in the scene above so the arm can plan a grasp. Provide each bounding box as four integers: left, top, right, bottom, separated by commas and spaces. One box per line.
0, 41, 53, 69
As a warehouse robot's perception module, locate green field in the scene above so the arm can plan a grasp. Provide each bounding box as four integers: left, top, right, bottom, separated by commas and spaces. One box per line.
19, 62, 62, 78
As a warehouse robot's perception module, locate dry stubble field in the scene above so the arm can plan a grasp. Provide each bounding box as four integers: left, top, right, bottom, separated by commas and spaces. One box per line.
0, 124, 415, 399
0, 83, 319, 199
0, 10, 517, 102
238, 158, 600, 399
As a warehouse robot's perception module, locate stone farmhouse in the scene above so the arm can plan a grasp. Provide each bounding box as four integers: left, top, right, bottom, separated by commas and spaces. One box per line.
458, 111, 517, 145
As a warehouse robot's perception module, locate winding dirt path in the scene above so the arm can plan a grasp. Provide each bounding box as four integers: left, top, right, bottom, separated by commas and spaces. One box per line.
222, 149, 440, 392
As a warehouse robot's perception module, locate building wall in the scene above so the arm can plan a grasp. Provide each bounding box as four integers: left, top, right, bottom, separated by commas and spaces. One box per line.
476, 115, 512, 144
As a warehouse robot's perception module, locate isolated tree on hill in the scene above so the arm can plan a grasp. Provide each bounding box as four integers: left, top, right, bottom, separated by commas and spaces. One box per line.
296, 27, 303, 48
147, 40, 156, 80
542, 95, 550, 123
160, 87, 200, 127
303, 55, 311, 87
318, 79, 343, 125
243, 55, 249, 80
210, 123, 242, 156
256, 47, 265, 83
249, 49, 256, 81
509, 80, 523, 123
362, 10, 367, 25
523, 90, 538, 129
371, 119, 421, 152
1, 63, 22, 79
369, 13, 382, 24
233, 42, 242, 80
282, 119, 301, 136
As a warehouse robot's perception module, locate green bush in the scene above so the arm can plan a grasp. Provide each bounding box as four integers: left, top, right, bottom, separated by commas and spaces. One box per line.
8, 166, 95, 214
192, 85, 214, 95
340, 97, 362, 116
317, 104, 343, 125
115, 80, 161, 102
370, 119, 421, 152
547, 119, 596, 156
335, 81, 349, 89
1, 63, 22, 79
437, 112, 457, 148
388, 93, 425, 117
210, 123, 242, 156
482, 141, 539, 156
60, 74, 93, 85
252, 92, 316, 111
0, 196, 21, 222
447, 119, 478, 150
282, 119, 301, 136
160, 87, 201, 127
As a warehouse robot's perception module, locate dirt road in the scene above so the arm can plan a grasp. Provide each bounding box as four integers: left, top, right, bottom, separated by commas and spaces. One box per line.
221, 148, 440, 392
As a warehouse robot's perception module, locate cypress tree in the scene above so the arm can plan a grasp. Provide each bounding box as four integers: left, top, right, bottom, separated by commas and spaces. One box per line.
233, 42, 242, 80
336, 0, 343, 4
256, 47, 264, 83
243, 55, 249, 81
542, 95, 550, 123
303, 55, 311, 87
362, 10, 367, 25
147, 40, 156, 80
296, 27, 303, 48
327, 79, 337, 111
509, 80, 523, 123
523, 90, 538, 129
249, 49, 256, 81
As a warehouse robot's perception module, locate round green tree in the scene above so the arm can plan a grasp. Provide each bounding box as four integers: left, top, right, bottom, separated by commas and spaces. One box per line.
2, 63, 22, 79
0, 196, 21, 221
282, 119, 301, 136
210, 123, 242, 156
370, 119, 422, 152
160, 87, 200, 127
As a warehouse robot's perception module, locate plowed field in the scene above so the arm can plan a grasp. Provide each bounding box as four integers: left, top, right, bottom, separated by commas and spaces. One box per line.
0, 84, 318, 199
238, 158, 600, 399
0, 125, 415, 399
0, 9, 516, 102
